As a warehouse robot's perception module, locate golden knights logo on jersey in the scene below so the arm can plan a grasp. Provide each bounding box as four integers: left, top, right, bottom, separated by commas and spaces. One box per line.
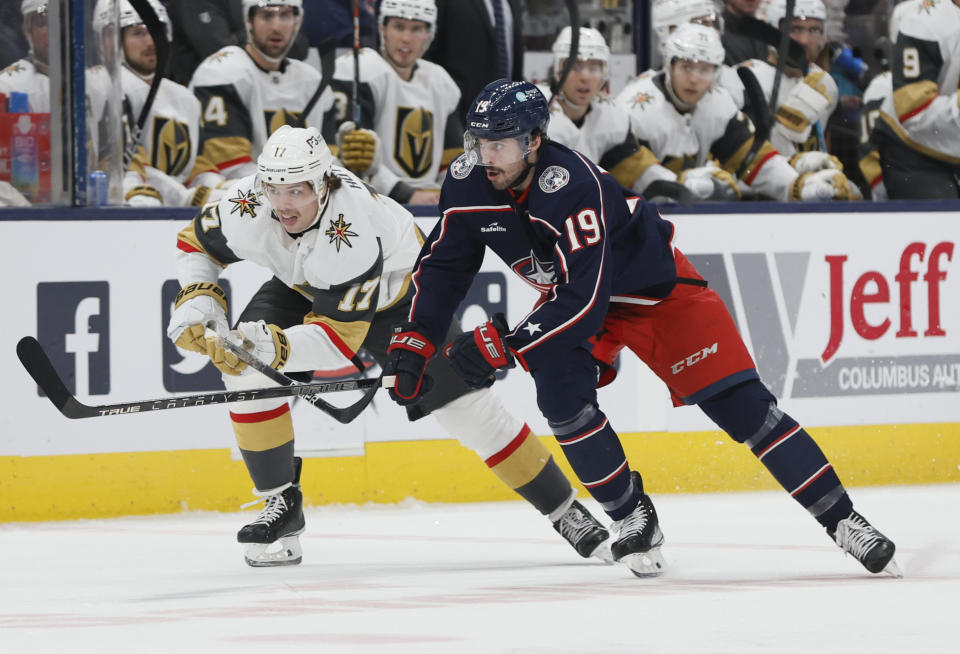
394, 106, 434, 178
228, 189, 260, 217
265, 109, 304, 136
150, 116, 193, 177
325, 214, 358, 252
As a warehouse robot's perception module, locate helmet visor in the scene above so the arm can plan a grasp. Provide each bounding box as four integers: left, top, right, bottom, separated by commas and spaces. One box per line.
464, 132, 533, 167
256, 179, 318, 211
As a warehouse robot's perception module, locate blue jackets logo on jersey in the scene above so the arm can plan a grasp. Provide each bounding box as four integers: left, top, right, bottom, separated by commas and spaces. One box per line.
450, 154, 474, 179
538, 166, 569, 193
36, 281, 111, 396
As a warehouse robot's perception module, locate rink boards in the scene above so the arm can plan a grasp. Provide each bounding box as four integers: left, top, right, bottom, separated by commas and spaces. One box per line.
1, 203, 958, 520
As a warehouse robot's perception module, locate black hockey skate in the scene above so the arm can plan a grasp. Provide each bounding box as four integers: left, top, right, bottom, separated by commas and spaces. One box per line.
827, 510, 902, 577
553, 500, 613, 563
610, 472, 665, 577
237, 457, 305, 567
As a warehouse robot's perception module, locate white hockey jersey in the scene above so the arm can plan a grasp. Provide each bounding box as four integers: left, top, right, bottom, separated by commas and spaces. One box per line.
879, 0, 960, 164
537, 83, 673, 192
858, 70, 891, 192
188, 46, 335, 184
732, 59, 838, 157
175, 167, 423, 371
122, 66, 200, 184
0, 59, 49, 112
331, 48, 461, 200
614, 70, 797, 200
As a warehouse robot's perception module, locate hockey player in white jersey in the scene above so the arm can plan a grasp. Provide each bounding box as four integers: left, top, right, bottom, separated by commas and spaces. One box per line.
538, 26, 682, 197
186, 0, 334, 190
874, 0, 960, 199
0, 0, 114, 183
856, 0, 919, 201
330, 0, 461, 205
0, 0, 50, 111
735, 0, 840, 162
92, 0, 212, 207
167, 125, 611, 567
615, 23, 856, 201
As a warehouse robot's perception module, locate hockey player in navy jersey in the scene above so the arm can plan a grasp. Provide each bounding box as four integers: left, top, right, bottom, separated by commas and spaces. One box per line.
387, 79, 901, 577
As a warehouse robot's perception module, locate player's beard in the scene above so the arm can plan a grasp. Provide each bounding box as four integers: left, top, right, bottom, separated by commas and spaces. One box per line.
254, 31, 290, 60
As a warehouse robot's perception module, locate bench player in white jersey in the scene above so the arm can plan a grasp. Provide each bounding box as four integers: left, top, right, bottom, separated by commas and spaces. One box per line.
735, 0, 840, 163
0, 1, 112, 179
186, 0, 335, 190
330, 0, 459, 205
167, 125, 611, 567
91, 0, 211, 207
615, 23, 856, 201
653, 0, 843, 178
855, 0, 918, 201
0, 0, 50, 111
536, 26, 690, 198
874, 0, 960, 198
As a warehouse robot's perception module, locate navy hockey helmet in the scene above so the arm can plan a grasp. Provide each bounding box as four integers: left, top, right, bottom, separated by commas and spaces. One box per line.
464, 79, 549, 165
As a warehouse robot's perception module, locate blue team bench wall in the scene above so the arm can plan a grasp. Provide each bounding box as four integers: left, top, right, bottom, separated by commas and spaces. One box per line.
2, 199, 960, 222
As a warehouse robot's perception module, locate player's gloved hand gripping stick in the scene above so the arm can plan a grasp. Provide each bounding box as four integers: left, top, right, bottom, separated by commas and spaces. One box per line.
385, 322, 435, 405
443, 313, 516, 389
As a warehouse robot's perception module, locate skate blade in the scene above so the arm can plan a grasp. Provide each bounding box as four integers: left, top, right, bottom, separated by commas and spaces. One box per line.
243, 535, 303, 568
883, 557, 904, 579
620, 546, 666, 578
588, 537, 615, 565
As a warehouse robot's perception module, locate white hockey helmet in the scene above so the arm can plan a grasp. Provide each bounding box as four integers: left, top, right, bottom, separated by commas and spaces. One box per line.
765, 0, 826, 28
93, 0, 172, 43
257, 125, 333, 188
243, 0, 303, 14
21, 0, 47, 18
378, 0, 437, 30
243, 0, 304, 64
663, 22, 725, 67
652, 0, 721, 42
552, 26, 610, 77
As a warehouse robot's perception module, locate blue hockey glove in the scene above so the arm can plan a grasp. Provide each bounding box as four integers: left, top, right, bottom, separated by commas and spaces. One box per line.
443, 314, 516, 389
386, 322, 435, 405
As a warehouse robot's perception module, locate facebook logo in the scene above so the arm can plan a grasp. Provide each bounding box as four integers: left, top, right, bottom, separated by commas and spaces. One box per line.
37, 282, 110, 396
161, 279, 231, 392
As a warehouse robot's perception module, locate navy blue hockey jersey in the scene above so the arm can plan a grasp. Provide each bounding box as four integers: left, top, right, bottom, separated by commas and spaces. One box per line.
410, 141, 678, 371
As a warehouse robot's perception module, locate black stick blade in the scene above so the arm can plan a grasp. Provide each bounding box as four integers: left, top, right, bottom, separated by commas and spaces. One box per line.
17, 336, 70, 408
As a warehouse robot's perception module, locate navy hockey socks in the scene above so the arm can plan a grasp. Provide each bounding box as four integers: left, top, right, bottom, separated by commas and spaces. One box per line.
745, 409, 853, 531
550, 404, 639, 521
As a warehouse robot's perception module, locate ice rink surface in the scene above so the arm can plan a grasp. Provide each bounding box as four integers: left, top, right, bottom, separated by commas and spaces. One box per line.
1, 484, 958, 653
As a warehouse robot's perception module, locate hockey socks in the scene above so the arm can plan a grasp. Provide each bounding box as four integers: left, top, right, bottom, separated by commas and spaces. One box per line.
745, 407, 853, 531
550, 404, 639, 521
483, 424, 575, 516
230, 402, 297, 490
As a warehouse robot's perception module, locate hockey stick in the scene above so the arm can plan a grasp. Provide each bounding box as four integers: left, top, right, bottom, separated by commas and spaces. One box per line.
123, 0, 170, 168
351, 0, 362, 124
547, 0, 580, 105
296, 37, 337, 128
210, 331, 386, 424
769, 0, 797, 116
16, 336, 385, 421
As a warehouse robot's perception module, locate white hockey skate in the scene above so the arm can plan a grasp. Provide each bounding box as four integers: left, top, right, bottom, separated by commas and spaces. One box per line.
610, 472, 666, 577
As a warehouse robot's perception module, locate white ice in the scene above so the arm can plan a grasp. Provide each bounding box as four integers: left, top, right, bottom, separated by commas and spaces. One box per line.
1, 484, 958, 653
